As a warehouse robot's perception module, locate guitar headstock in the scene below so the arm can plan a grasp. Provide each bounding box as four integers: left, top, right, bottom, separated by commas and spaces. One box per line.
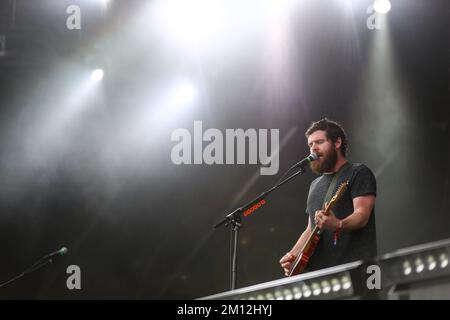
328, 180, 349, 207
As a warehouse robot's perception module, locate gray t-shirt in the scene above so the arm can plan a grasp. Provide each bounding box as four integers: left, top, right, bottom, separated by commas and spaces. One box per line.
305, 162, 377, 271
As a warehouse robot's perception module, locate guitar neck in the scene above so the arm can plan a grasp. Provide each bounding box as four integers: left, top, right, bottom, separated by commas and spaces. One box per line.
298, 202, 335, 252
323, 201, 333, 216
300, 224, 320, 251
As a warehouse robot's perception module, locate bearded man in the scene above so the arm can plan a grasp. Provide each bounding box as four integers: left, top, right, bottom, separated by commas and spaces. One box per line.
280, 118, 377, 275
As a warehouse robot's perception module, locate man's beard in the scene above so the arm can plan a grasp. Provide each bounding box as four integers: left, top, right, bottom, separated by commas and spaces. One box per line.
310, 147, 338, 174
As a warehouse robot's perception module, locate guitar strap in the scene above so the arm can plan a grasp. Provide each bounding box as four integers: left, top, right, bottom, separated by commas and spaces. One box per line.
323, 161, 351, 209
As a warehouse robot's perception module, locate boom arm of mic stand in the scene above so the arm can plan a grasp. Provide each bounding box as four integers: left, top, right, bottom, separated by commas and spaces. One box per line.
0, 257, 54, 289
214, 167, 306, 229
214, 191, 268, 229
0, 248, 68, 289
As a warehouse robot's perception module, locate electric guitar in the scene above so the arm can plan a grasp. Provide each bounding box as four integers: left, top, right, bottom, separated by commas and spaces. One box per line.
288, 180, 349, 276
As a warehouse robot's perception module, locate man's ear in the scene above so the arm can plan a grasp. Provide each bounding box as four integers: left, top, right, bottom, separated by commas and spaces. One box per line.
334, 137, 342, 150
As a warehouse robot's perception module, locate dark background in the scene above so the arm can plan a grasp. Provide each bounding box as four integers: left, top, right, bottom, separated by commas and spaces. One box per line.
0, 0, 448, 299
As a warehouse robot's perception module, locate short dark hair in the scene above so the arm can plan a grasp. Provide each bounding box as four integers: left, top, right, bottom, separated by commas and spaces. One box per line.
305, 118, 348, 157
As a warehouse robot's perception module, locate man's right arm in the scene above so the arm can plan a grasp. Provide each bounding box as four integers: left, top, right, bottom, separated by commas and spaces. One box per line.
289, 218, 312, 256
279, 218, 312, 276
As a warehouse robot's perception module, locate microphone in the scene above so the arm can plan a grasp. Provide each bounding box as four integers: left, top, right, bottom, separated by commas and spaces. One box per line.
44, 247, 68, 259
292, 152, 318, 170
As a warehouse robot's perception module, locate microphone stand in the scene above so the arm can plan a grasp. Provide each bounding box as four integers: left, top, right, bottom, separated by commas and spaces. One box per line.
0, 250, 65, 289
215, 166, 309, 291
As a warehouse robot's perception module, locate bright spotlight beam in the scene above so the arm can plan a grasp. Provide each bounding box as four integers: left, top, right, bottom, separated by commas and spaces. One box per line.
150, 81, 198, 122
156, 0, 223, 49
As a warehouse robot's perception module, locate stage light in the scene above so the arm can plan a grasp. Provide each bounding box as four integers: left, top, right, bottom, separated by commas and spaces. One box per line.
373, 0, 391, 14
403, 260, 412, 276
302, 284, 312, 298
321, 280, 331, 294
199, 262, 359, 300
173, 83, 196, 105
440, 253, 448, 269
341, 275, 352, 290
200, 240, 450, 301
265, 292, 274, 300
380, 239, 450, 291
274, 290, 284, 300
283, 288, 294, 300
331, 278, 341, 292
311, 282, 321, 296
414, 257, 425, 273
427, 256, 437, 271
292, 286, 302, 299
90, 69, 104, 82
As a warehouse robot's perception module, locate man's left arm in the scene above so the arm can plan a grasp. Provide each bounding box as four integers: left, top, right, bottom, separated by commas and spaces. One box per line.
340, 195, 376, 231
316, 194, 376, 231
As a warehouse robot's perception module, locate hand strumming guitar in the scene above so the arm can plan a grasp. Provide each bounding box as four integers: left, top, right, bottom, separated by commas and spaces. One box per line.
279, 252, 297, 277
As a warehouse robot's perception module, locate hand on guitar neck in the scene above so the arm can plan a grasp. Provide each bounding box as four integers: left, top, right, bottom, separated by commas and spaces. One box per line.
314, 208, 341, 232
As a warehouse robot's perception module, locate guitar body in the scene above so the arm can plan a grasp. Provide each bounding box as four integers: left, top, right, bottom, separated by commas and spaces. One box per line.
289, 233, 321, 276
